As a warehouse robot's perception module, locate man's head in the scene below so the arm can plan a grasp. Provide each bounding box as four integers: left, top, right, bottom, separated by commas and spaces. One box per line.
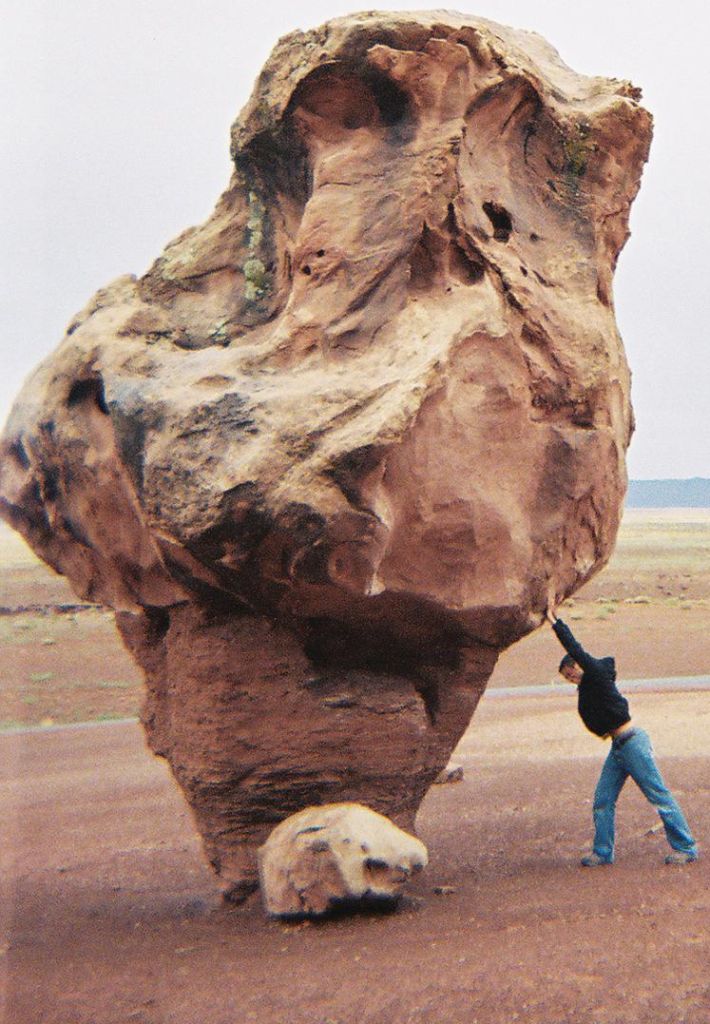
559, 654, 583, 686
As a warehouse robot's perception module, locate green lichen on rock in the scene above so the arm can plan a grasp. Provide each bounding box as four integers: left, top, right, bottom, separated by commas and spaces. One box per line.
242, 190, 272, 301
157, 244, 198, 285
243, 257, 269, 301
563, 121, 595, 194
209, 318, 231, 345
247, 191, 265, 248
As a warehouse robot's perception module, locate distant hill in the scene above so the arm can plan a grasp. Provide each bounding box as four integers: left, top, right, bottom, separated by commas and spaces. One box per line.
626, 478, 710, 508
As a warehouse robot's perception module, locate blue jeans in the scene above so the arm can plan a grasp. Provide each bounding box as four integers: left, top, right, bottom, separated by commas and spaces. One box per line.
592, 728, 697, 862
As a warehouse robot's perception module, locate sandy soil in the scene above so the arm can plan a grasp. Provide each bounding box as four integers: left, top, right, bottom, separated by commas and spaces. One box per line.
2, 689, 708, 1024
1, 512, 708, 1022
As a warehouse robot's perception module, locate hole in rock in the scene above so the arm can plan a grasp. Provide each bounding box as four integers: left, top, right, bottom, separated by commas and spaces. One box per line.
449, 242, 485, 285
365, 858, 391, 878
302, 265, 312, 276
291, 64, 410, 132
408, 224, 439, 290
66, 378, 109, 414
143, 606, 171, 642
41, 466, 60, 502
296, 825, 325, 836
482, 202, 513, 242
369, 70, 410, 127
316, 249, 326, 258
60, 514, 91, 547
7, 439, 30, 469
596, 278, 610, 307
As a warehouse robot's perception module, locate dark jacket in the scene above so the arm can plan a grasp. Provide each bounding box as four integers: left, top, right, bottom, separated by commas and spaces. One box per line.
553, 619, 630, 737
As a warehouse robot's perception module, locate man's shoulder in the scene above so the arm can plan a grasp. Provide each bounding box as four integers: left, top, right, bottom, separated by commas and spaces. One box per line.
583, 655, 617, 683
597, 656, 617, 682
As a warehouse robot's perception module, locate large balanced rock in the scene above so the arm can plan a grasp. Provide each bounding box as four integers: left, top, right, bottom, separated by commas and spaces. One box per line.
0, 11, 651, 900
258, 802, 428, 917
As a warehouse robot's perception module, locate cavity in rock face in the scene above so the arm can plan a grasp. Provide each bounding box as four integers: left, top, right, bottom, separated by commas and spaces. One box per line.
0, 11, 651, 901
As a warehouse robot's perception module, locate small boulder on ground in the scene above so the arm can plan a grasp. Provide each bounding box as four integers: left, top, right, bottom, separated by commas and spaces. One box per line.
434, 763, 465, 784
258, 803, 428, 918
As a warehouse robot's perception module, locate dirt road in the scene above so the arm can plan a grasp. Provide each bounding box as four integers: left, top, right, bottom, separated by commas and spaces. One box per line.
3, 689, 708, 1024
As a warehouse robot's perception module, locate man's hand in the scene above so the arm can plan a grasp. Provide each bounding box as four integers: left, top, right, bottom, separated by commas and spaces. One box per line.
545, 606, 557, 625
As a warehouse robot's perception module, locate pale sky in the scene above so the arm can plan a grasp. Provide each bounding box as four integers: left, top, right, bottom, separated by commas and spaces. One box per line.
2, 0, 708, 479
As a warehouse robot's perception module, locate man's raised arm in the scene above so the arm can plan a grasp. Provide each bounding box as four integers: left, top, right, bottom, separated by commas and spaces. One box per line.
546, 606, 598, 674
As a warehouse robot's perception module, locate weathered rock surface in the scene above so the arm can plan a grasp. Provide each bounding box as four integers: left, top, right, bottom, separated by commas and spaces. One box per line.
0, 11, 651, 900
258, 802, 427, 916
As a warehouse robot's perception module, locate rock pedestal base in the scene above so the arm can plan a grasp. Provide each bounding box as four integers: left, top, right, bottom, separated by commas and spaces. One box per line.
117, 604, 494, 900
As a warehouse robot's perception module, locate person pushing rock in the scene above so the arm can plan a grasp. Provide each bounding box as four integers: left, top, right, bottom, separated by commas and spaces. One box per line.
546, 606, 698, 866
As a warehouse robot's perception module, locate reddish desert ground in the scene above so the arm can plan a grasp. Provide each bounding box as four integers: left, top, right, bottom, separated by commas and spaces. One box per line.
1, 509, 708, 1024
